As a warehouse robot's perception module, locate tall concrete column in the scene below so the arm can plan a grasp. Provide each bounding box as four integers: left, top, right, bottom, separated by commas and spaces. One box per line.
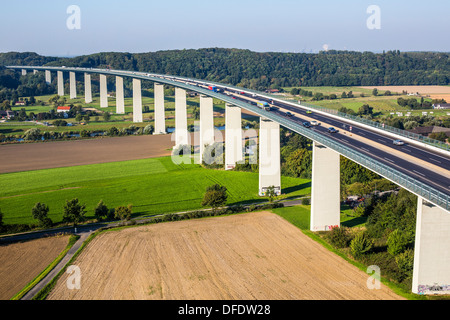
310, 141, 340, 231
33, 69, 38, 75
412, 198, 450, 295
174, 87, 188, 147
84, 73, 92, 103
154, 83, 165, 134
259, 118, 281, 196
45, 70, 51, 84
199, 95, 215, 164
115, 76, 125, 114
225, 103, 242, 170
69, 72, 77, 99
99, 74, 108, 108
132, 78, 143, 123
21, 69, 27, 76
57, 71, 64, 96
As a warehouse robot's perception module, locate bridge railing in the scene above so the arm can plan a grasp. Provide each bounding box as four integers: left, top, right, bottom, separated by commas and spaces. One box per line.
167, 75, 450, 153
265, 110, 450, 211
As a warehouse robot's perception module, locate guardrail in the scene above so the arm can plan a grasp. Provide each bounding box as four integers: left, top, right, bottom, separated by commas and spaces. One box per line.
7, 66, 450, 211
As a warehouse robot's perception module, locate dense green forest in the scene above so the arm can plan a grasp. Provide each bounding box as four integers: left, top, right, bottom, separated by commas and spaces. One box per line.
0, 49, 449, 99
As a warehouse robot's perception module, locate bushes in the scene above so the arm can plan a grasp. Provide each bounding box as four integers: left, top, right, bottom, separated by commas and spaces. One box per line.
395, 249, 414, 281
327, 226, 352, 248
350, 231, 373, 258
387, 229, 410, 256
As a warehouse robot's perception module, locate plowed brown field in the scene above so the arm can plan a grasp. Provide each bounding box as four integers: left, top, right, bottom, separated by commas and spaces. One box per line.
47, 212, 404, 300
0, 235, 70, 300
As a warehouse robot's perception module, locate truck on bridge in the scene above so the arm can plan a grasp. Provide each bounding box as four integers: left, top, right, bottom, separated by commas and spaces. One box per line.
257, 101, 271, 111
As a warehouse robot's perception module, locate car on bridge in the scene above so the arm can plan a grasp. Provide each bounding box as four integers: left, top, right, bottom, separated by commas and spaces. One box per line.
328, 127, 338, 133
393, 139, 405, 146
285, 111, 293, 117
310, 120, 320, 126
306, 110, 312, 114
303, 122, 311, 128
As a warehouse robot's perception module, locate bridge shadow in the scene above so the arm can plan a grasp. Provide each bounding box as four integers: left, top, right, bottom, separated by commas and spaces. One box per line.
282, 181, 311, 194
341, 216, 367, 228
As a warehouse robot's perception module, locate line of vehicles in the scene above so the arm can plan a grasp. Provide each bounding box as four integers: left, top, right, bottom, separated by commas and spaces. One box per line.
162, 75, 409, 149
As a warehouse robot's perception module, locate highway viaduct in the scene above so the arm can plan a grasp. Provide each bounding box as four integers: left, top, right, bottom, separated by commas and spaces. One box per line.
8, 66, 450, 295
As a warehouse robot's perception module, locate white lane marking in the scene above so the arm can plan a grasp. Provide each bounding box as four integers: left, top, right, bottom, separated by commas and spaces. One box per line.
413, 170, 426, 177
361, 147, 371, 152
384, 157, 395, 163
429, 158, 442, 164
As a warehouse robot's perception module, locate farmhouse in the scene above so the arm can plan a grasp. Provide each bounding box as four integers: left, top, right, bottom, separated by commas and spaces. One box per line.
57, 106, 71, 113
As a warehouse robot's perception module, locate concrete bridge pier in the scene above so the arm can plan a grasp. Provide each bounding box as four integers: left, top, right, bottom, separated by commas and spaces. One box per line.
225, 103, 242, 170
57, 71, 64, 96
21, 69, 27, 76
45, 70, 51, 84
259, 118, 281, 196
33, 69, 38, 75
132, 78, 143, 123
154, 83, 165, 134
174, 87, 188, 147
69, 72, 77, 99
310, 142, 341, 231
198, 95, 215, 164
100, 74, 108, 108
412, 198, 450, 295
116, 76, 125, 114
84, 73, 92, 103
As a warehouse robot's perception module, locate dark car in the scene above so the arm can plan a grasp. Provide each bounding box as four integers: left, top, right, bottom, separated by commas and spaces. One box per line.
303, 121, 311, 128
285, 111, 293, 117
328, 127, 338, 133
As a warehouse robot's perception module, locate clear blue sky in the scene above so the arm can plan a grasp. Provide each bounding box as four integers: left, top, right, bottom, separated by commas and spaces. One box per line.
0, 0, 449, 56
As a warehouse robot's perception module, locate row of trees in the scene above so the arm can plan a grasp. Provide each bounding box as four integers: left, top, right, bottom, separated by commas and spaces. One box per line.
29, 198, 133, 229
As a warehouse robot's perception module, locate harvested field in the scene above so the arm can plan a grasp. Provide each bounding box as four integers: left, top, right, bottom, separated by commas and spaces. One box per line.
0, 134, 175, 174
47, 212, 404, 300
360, 85, 450, 101
0, 235, 70, 300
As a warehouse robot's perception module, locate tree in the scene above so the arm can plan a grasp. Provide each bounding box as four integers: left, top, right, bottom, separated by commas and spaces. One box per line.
387, 229, 409, 256
350, 231, 373, 258
62, 198, 86, 227
75, 113, 83, 122
114, 204, 133, 221
358, 104, 373, 115
266, 185, 277, 203
395, 249, 414, 280
31, 202, 53, 228
201, 184, 228, 212
192, 106, 200, 120
103, 112, 111, 122
372, 88, 378, 96
94, 200, 109, 221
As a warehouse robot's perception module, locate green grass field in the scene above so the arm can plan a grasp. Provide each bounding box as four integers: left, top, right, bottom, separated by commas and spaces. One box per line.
0, 156, 310, 225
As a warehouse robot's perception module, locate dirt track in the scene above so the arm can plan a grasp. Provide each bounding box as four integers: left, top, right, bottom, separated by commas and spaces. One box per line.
47, 212, 404, 300
0, 235, 69, 300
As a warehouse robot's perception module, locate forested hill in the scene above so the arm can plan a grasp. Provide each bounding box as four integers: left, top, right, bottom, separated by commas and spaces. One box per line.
1, 49, 449, 90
